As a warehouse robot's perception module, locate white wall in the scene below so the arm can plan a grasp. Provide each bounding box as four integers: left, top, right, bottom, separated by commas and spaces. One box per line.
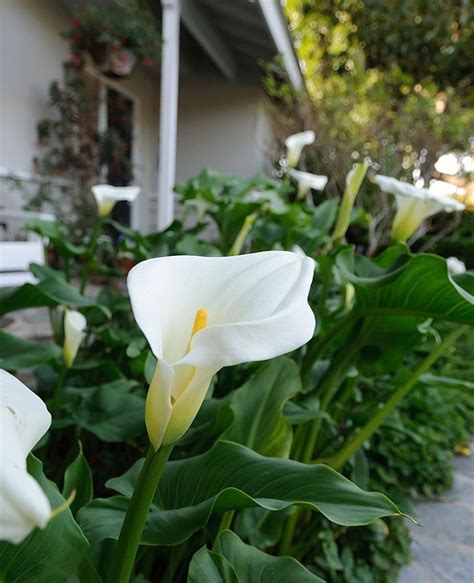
0, 0, 70, 176
0, 1, 275, 232
176, 80, 273, 182
0, 0, 159, 221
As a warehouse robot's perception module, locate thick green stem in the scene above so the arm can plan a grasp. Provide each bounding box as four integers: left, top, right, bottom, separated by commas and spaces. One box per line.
228, 213, 257, 256
317, 268, 332, 319
80, 220, 102, 294
279, 509, 299, 556
107, 445, 173, 583
302, 311, 359, 380
327, 326, 468, 470
281, 331, 366, 555
215, 510, 235, 542
52, 364, 68, 411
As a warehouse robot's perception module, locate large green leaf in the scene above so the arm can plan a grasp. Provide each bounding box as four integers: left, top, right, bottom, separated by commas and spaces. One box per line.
356, 315, 423, 375
0, 456, 89, 582
188, 530, 323, 583
222, 358, 300, 457
63, 442, 93, 515
60, 379, 145, 442
78, 441, 402, 546
335, 245, 474, 324
0, 264, 110, 318
0, 330, 61, 370
24, 218, 87, 257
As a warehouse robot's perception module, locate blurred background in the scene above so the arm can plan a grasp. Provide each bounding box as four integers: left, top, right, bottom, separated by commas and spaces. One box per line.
1, 0, 472, 259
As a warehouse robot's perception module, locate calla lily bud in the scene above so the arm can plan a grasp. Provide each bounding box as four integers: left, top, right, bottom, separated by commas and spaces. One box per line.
63, 309, 87, 368
447, 256, 466, 276
91, 184, 140, 218
284, 131, 315, 168
375, 175, 465, 242
128, 251, 316, 450
0, 370, 52, 543
332, 162, 368, 242
288, 169, 328, 199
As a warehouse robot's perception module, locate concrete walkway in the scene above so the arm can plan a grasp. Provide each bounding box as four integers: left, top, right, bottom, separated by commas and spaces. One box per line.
398, 450, 474, 583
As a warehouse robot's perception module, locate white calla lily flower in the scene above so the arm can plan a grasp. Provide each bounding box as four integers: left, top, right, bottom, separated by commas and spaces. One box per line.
285, 131, 315, 167
0, 370, 52, 543
128, 251, 316, 450
375, 175, 465, 242
447, 256, 466, 276
63, 310, 87, 368
91, 184, 140, 218
288, 169, 328, 199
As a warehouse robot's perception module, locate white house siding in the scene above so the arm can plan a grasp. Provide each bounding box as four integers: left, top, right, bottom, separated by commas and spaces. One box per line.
0, 0, 70, 182
176, 80, 273, 182
0, 1, 274, 233
0, 0, 159, 223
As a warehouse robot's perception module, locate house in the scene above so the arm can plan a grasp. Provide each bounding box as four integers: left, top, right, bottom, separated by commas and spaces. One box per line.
0, 0, 303, 233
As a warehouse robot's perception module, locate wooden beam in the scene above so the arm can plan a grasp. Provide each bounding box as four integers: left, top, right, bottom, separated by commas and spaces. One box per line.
181, 0, 237, 80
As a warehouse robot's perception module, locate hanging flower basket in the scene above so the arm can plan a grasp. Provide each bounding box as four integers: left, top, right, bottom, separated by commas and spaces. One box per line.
63, 2, 161, 79
88, 41, 109, 69
108, 48, 138, 78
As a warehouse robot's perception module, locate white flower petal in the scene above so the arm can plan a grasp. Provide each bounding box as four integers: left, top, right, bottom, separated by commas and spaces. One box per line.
0, 370, 51, 456
288, 169, 328, 198
0, 462, 51, 544
0, 371, 52, 543
128, 251, 315, 367
375, 174, 465, 241
63, 310, 87, 368
447, 256, 466, 276
91, 184, 140, 217
128, 251, 316, 448
285, 131, 315, 167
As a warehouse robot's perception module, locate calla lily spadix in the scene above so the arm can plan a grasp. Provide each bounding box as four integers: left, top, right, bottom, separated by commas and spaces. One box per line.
288, 169, 328, 199
63, 309, 87, 368
375, 175, 465, 242
0, 370, 52, 543
127, 251, 316, 450
285, 131, 315, 168
91, 184, 140, 218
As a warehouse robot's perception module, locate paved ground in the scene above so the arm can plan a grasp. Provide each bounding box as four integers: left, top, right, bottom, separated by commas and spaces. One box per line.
398, 450, 474, 583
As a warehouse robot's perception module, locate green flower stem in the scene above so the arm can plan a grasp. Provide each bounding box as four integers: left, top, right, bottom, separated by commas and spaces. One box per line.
107, 444, 173, 583
279, 509, 299, 556
317, 267, 332, 319
281, 333, 366, 556
228, 213, 258, 256
302, 311, 359, 381
326, 325, 468, 470
80, 219, 102, 294
215, 510, 235, 543
52, 364, 68, 411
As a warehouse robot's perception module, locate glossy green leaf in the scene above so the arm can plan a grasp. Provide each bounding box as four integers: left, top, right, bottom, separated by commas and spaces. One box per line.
188, 530, 323, 583
0, 264, 110, 318
357, 316, 422, 374
0, 456, 89, 582
0, 330, 61, 370
176, 234, 222, 257
60, 379, 145, 442
78, 441, 402, 546
336, 245, 474, 324
24, 218, 87, 257
222, 358, 300, 457
63, 442, 93, 514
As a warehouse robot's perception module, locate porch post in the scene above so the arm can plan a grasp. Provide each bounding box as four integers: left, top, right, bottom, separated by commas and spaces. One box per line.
157, 0, 181, 231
